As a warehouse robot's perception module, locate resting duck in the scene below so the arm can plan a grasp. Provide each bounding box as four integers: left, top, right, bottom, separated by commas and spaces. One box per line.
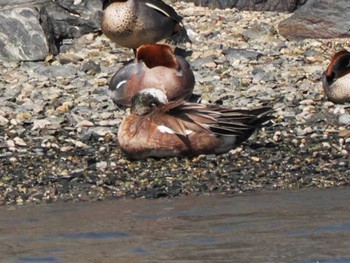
108, 44, 195, 108
101, 0, 184, 53
322, 50, 350, 103
118, 88, 273, 159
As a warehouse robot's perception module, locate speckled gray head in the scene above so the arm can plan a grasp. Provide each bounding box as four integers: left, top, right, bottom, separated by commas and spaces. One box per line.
131, 88, 168, 115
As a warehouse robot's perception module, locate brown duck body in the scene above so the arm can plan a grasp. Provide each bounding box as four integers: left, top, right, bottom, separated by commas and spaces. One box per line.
117, 89, 272, 159
108, 44, 195, 108
101, 0, 183, 50
322, 50, 350, 103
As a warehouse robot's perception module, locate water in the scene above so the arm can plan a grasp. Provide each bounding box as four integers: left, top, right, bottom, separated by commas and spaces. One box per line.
0, 188, 350, 263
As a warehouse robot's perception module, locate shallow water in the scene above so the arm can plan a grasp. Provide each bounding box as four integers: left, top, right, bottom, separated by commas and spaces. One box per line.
1, 188, 350, 263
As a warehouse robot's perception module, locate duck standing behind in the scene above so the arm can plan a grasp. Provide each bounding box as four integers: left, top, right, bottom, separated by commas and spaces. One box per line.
101, 0, 184, 54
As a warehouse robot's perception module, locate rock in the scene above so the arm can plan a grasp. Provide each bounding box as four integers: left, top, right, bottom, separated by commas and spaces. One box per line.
339, 114, 350, 126
0, 0, 101, 62
81, 60, 101, 75
13, 137, 27, 147
0, 116, 9, 126
33, 64, 78, 78
183, 0, 307, 11
0, 7, 51, 61
243, 22, 276, 41
45, 0, 102, 40
339, 130, 350, 138
191, 56, 215, 70
58, 53, 84, 64
222, 48, 262, 62
252, 68, 275, 83
278, 0, 350, 39
96, 161, 108, 170
32, 119, 51, 130
0, 0, 48, 7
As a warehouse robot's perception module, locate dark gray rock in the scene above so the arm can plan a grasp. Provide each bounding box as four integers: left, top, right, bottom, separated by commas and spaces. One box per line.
30, 63, 78, 78
339, 114, 350, 126
0, 7, 50, 61
0, 0, 49, 7
243, 21, 275, 40
278, 0, 350, 39
0, 0, 102, 62
252, 68, 275, 82
191, 56, 215, 70
222, 48, 262, 61
183, 0, 307, 12
46, 0, 102, 41
81, 60, 101, 75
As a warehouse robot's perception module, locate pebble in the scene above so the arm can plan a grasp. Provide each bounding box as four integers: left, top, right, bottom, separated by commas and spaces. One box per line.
76, 120, 95, 127
339, 114, 350, 125
0, 116, 9, 126
65, 139, 89, 148
96, 161, 108, 170
339, 130, 350, 138
32, 119, 51, 130
61, 146, 74, 152
16, 112, 32, 120
13, 137, 27, 147
273, 131, 282, 141
98, 120, 120, 126
58, 53, 84, 64
6, 140, 15, 148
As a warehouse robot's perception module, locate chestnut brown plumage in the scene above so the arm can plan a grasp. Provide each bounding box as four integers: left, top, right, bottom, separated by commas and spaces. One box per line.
108, 44, 195, 108
118, 88, 273, 159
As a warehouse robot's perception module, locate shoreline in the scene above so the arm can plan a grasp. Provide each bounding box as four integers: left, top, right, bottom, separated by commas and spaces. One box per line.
0, 3, 349, 206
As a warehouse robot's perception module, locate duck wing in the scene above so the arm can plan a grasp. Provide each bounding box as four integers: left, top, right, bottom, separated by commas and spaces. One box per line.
145, 0, 183, 23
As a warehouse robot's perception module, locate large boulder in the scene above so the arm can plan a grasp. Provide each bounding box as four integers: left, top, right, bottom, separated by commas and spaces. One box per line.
278, 0, 350, 39
0, 0, 48, 6
182, 0, 307, 12
45, 0, 102, 40
0, 0, 101, 62
0, 7, 51, 61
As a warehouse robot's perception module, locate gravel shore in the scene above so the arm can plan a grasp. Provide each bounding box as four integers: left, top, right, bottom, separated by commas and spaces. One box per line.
1, 3, 349, 206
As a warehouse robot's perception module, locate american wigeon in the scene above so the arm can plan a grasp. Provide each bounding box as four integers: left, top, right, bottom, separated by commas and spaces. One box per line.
118, 88, 273, 159
322, 50, 350, 103
108, 44, 195, 108
101, 0, 184, 53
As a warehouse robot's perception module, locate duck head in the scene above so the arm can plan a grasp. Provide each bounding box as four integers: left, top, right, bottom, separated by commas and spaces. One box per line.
131, 88, 168, 116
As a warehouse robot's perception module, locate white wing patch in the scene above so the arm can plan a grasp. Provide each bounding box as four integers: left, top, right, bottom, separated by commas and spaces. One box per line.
185, 129, 193, 135
157, 125, 176, 134
116, 80, 127, 90
157, 125, 194, 136
145, 3, 170, 17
